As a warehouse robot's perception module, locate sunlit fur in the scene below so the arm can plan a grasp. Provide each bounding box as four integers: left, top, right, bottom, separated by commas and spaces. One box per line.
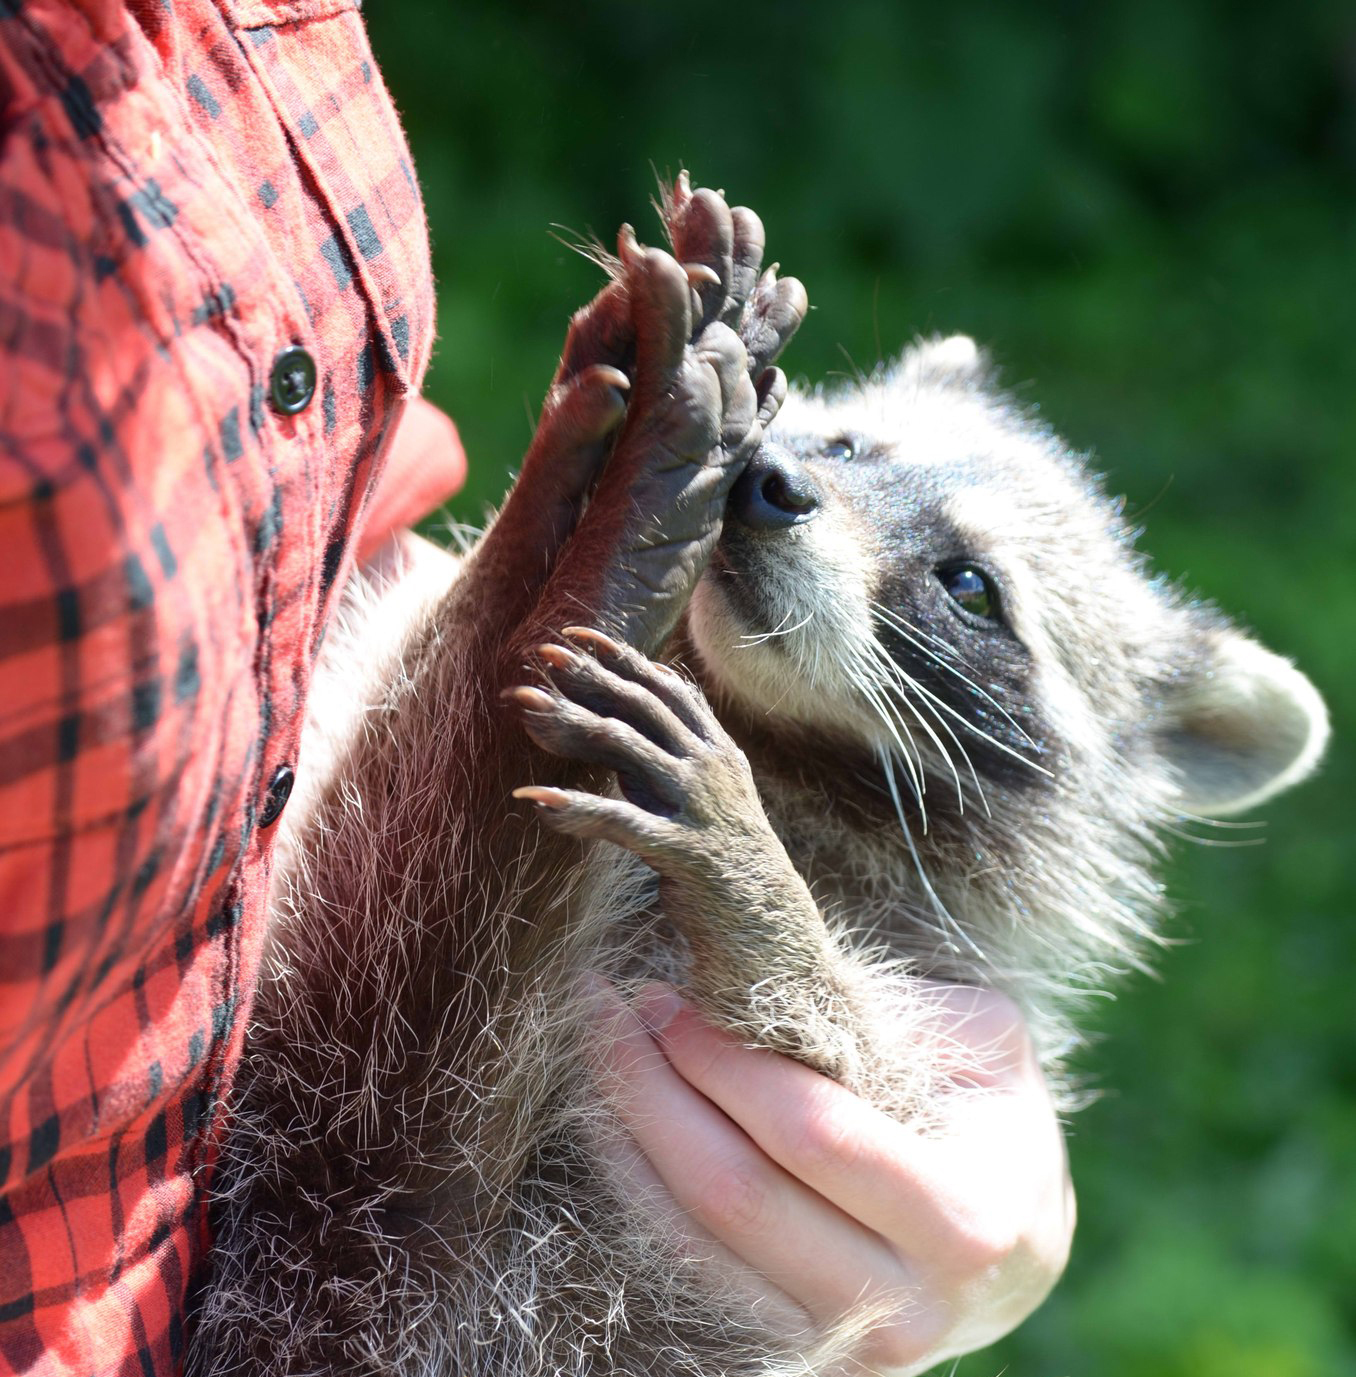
689, 337, 1327, 1059
193, 341, 1327, 1377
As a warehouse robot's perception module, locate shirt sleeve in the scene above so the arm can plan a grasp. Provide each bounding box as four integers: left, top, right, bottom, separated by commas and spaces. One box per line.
0, 0, 437, 1370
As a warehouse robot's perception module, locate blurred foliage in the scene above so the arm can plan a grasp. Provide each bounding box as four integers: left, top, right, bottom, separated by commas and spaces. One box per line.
364, 2, 1355, 1372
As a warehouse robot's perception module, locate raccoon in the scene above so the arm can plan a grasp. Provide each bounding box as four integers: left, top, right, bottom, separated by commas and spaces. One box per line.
189, 180, 1328, 1377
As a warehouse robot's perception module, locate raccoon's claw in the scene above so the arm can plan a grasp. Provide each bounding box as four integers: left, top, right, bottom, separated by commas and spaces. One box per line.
531, 363, 631, 474
507, 630, 759, 870
510, 782, 680, 857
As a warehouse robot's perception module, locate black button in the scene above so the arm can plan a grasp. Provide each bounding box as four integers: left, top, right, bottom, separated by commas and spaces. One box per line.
269, 346, 316, 415
258, 764, 295, 829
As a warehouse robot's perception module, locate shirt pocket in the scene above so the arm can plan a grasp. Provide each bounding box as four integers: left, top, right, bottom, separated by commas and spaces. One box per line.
218, 0, 435, 391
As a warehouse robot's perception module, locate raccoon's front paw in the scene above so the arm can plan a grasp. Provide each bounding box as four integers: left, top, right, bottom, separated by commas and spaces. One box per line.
552, 183, 806, 656
509, 627, 860, 1076
506, 626, 758, 869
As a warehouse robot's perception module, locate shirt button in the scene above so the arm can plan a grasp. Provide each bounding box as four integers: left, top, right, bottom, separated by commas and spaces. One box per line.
269, 346, 317, 415
258, 764, 295, 829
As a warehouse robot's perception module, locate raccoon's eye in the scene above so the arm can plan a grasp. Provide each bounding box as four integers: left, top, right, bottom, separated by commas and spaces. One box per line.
938, 565, 1000, 621
823, 437, 855, 462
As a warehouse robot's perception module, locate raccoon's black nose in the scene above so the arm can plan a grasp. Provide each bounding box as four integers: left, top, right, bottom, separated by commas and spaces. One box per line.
729, 446, 819, 530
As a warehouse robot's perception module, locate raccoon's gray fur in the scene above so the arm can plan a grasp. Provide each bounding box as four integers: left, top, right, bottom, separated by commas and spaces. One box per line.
189, 184, 1327, 1377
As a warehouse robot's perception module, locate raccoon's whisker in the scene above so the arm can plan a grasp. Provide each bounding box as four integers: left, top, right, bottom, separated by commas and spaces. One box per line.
736, 605, 816, 647
871, 615, 1052, 783
873, 602, 988, 674
871, 664, 974, 819
831, 342, 870, 390
878, 686, 964, 813
1160, 824, 1267, 849
875, 745, 985, 961
867, 618, 1052, 782
843, 646, 929, 821
863, 638, 987, 817
871, 601, 1035, 744
1172, 811, 1267, 830
856, 675, 929, 827
871, 602, 1040, 752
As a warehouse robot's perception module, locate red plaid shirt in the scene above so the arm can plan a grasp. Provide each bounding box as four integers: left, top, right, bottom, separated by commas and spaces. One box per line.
0, 0, 462, 1370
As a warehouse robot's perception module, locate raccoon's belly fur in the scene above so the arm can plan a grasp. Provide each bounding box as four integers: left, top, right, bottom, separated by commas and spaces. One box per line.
190, 186, 1327, 1377
201, 538, 953, 1377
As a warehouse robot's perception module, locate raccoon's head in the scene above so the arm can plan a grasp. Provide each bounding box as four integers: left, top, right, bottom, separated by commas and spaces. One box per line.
686, 335, 1328, 999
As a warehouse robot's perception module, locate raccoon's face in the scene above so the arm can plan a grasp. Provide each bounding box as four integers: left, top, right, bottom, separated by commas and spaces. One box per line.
689, 336, 1326, 838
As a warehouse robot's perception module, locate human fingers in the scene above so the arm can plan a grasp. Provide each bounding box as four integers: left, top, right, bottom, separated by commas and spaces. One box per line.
583, 990, 811, 1336
651, 986, 1074, 1313
587, 982, 911, 1329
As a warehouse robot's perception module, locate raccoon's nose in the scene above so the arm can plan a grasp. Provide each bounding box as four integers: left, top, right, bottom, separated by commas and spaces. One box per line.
729, 446, 820, 530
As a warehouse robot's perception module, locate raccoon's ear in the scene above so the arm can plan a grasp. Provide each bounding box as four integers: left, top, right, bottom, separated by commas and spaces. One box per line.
899, 334, 990, 386
1158, 627, 1329, 816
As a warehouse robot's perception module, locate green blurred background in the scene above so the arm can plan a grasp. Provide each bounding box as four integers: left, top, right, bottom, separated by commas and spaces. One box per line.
364, 3, 1354, 1373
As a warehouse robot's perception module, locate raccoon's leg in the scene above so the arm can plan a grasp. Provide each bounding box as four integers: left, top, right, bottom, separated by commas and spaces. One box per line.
508, 627, 866, 1086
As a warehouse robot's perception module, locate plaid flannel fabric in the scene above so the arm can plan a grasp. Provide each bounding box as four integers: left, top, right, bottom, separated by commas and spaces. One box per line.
0, 0, 446, 1369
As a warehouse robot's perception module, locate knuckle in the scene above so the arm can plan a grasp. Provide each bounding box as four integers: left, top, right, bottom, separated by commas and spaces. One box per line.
787, 1093, 865, 1179
854, 1306, 947, 1376
935, 1206, 1021, 1280
698, 1160, 777, 1239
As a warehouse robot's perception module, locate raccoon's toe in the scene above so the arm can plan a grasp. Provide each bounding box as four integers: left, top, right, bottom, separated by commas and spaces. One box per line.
504, 681, 683, 818
558, 627, 720, 744
665, 178, 739, 335
740, 266, 808, 379
510, 784, 680, 856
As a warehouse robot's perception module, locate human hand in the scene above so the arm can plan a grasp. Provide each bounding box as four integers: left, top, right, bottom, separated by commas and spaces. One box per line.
586, 979, 1075, 1375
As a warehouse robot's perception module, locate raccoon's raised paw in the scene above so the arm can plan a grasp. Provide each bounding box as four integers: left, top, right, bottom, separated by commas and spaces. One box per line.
506, 627, 762, 868
548, 179, 806, 656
